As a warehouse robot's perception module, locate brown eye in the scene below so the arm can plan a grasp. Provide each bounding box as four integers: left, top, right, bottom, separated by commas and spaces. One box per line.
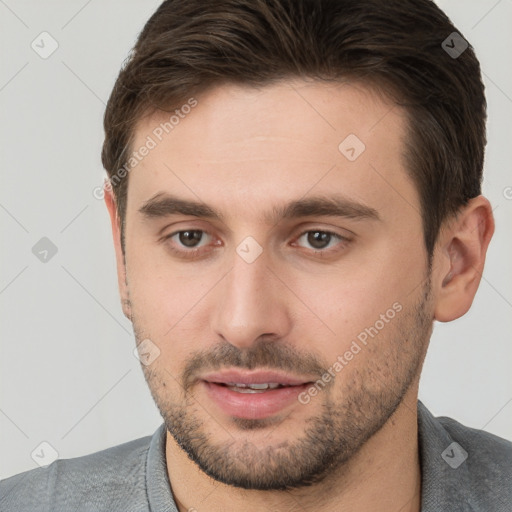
164, 230, 213, 255
296, 230, 345, 251
178, 230, 204, 247
307, 231, 333, 249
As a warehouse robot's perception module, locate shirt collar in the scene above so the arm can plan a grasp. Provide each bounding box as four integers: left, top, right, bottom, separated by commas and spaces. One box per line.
417, 400, 474, 511
146, 424, 178, 512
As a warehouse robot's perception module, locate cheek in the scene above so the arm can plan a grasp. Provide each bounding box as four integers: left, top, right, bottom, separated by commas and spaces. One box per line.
126, 235, 200, 313
291, 242, 423, 358
126, 247, 217, 368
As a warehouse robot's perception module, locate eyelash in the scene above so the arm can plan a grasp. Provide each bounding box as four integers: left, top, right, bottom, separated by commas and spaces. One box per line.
162, 228, 350, 259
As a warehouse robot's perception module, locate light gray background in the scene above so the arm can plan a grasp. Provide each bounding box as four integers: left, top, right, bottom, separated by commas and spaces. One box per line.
1, 0, 511, 479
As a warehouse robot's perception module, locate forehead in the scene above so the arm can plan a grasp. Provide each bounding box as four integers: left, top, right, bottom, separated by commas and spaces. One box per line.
127, 79, 418, 225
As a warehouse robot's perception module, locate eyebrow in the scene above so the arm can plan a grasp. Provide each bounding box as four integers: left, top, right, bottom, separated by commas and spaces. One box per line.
138, 192, 381, 224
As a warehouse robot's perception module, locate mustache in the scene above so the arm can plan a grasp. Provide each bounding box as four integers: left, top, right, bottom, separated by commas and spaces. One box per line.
182, 339, 328, 390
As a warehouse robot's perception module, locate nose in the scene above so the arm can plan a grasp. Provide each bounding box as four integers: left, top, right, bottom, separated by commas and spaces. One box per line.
210, 245, 292, 349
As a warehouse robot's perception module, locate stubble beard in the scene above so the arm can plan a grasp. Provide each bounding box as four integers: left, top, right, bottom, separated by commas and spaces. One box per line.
134, 277, 433, 491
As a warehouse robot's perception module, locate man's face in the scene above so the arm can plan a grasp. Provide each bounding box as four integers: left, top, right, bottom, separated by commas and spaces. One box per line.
119, 80, 434, 489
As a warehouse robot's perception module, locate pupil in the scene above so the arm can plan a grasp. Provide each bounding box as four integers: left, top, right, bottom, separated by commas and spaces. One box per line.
179, 230, 202, 247
308, 231, 330, 249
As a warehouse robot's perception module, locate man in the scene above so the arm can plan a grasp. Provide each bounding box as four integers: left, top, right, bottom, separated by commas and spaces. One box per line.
1, 0, 510, 510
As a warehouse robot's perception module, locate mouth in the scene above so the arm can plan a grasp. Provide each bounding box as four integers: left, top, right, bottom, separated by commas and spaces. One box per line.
213, 382, 301, 393
200, 370, 315, 420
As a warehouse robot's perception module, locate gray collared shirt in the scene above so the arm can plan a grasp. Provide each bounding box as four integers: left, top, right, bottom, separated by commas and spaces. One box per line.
1, 401, 511, 511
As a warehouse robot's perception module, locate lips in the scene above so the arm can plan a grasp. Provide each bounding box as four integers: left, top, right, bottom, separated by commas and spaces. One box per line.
200, 370, 314, 420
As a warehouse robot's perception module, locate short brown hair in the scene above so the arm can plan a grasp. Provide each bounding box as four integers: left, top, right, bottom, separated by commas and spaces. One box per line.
101, 0, 486, 256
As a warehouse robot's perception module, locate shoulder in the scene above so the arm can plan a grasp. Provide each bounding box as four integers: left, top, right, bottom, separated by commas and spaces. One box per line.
0, 434, 154, 512
418, 401, 512, 512
437, 412, 512, 473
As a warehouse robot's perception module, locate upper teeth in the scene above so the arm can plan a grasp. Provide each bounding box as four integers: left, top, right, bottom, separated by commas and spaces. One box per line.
227, 383, 281, 390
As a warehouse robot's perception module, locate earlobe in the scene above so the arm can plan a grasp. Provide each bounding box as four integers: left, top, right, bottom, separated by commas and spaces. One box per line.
433, 196, 494, 323
104, 185, 132, 321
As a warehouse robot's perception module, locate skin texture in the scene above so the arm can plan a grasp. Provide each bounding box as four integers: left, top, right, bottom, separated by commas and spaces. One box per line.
105, 80, 494, 512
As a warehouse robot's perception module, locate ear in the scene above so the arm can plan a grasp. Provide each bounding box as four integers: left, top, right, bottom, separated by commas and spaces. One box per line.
433, 195, 495, 322
104, 184, 132, 321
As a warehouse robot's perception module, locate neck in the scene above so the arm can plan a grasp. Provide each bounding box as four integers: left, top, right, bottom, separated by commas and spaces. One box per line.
166, 386, 422, 512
